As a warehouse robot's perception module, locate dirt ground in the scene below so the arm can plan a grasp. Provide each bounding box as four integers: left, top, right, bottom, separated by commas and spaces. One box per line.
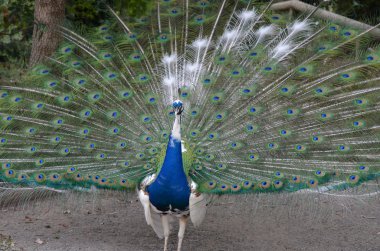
0, 190, 379, 251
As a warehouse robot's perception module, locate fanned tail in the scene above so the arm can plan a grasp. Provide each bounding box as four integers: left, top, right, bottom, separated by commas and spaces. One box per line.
0, 0, 379, 195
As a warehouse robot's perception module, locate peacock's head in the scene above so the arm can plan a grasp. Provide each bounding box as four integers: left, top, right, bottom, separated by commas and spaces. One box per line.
173, 100, 184, 115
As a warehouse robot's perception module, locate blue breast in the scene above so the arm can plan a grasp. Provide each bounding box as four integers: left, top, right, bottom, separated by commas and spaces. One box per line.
147, 135, 190, 211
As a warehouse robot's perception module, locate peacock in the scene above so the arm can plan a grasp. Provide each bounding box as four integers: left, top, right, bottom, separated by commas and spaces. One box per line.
1, 0, 380, 250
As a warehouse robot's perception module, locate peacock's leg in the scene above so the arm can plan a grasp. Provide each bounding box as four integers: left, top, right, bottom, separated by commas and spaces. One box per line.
177, 215, 189, 251
161, 214, 170, 251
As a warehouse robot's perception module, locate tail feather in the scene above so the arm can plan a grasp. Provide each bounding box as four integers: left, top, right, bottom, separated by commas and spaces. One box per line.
0, 0, 379, 195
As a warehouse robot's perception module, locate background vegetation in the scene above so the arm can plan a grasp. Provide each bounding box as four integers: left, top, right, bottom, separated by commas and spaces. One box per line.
0, 0, 379, 81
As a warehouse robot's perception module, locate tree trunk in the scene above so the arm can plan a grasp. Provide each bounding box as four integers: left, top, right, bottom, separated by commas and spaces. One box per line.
29, 0, 65, 68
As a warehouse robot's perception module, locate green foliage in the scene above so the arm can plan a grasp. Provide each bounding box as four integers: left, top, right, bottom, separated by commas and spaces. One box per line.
334, 0, 380, 24
0, 0, 34, 78
66, 0, 106, 26
109, 0, 153, 17
303, 0, 380, 24
66, 0, 154, 26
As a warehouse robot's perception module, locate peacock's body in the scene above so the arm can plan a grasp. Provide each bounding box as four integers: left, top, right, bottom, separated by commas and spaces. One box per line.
1, 0, 380, 250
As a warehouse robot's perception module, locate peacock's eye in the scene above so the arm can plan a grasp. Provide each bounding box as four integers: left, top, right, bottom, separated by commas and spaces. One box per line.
264, 67, 272, 71
344, 31, 351, 36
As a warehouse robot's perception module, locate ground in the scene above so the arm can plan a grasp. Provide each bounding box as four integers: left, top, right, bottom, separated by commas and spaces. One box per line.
0, 190, 379, 251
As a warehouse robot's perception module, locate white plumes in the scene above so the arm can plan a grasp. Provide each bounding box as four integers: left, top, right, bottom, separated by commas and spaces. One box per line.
185, 63, 200, 73
272, 42, 292, 59
271, 20, 311, 60
221, 29, 239, 41
192, 38, 208, 50
255, 25, 277, 45
256, 25, 276, 38
238, 10, 257, 21
162, 53, 177, 65
289, 20, 311, 34
163, 77, 176, 87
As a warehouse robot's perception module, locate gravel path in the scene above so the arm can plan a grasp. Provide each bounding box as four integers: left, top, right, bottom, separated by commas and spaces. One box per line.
0, 191, 379, 251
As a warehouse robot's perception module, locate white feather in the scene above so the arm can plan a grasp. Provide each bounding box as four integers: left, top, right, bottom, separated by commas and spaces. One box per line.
138, 175, 156, 226
192, 38, 208, 50
221, 29, 239, 41
272, 42, 292, 59
255, 25, 276, 45
256, 25, 276, 39
189, 192, 209, 228
185, 63, 200, 73
162, 53, 177, 65
149, 205, 165, 239
289, 20, 310, 33
163, 76, 176, 87
138, 190, 152, 226
238, 10, 257, 22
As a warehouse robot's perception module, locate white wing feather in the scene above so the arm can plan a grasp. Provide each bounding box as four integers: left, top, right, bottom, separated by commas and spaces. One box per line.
148, 205, 165, 239
138, 189, 152, 226
189, 192, 209, 228
138, 189, 166, 239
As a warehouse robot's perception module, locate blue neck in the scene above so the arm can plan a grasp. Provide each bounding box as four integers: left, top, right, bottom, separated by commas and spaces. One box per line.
147, 134, 190, 211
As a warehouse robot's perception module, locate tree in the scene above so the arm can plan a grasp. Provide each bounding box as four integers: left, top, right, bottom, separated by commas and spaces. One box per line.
28, 0, 153, 67
29, 0, 65, 67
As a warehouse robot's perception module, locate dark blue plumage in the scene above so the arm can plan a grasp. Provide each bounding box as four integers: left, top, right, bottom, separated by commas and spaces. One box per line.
147, 136, 190, 212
